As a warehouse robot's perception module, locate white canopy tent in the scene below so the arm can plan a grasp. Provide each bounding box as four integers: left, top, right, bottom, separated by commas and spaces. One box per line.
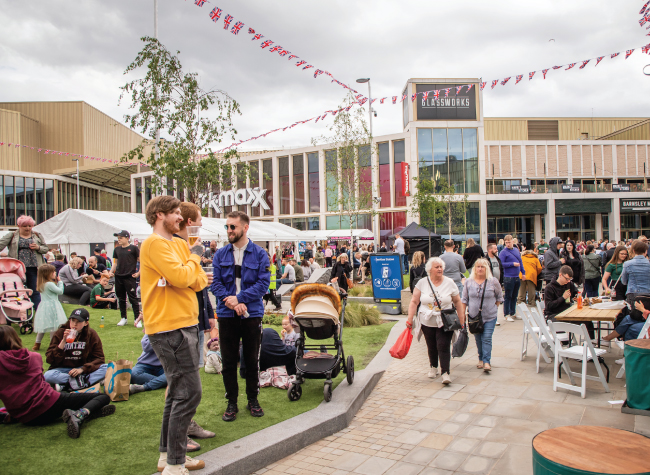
307, 229, 375, 241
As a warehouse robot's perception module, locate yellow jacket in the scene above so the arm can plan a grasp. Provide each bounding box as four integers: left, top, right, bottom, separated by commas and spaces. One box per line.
140, 234, 208, 335
520, 250, 542, 283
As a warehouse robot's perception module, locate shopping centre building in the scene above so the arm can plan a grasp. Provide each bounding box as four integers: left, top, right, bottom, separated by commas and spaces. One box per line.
116, 76, 646, 248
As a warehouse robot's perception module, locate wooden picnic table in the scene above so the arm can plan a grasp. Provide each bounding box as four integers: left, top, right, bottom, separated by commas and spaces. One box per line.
555, 305, 619, 348
532, 425, 650, 474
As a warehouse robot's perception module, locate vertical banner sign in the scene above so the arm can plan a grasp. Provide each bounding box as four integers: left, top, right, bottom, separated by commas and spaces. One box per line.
369, 253, 404, 302
401, 163, 410, 196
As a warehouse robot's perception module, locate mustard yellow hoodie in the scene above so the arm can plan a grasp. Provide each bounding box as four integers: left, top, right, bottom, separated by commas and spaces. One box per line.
140, 233, 208, 335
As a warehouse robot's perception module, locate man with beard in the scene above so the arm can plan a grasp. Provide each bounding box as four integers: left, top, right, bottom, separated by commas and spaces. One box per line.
140, 196, 209, 474
211, 211, 270, 422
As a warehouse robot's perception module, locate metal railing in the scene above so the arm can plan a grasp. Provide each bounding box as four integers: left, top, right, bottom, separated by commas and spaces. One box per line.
487, 183, 650, 194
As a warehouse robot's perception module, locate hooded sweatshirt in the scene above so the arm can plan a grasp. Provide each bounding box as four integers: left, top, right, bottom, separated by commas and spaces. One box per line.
542, 237, 563, 282
46, 321, 105, 374
543, 277, 578, 318
0, 349, 60, 423
521, 250, 542, 283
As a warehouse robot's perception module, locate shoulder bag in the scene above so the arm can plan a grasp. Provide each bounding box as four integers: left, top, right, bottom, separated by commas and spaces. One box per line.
427, 277, 462, 332
467, 279, 487, 334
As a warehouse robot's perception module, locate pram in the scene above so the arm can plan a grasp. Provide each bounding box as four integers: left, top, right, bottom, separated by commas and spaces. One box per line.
0, 258, 35, 334
287, 283, 354, 402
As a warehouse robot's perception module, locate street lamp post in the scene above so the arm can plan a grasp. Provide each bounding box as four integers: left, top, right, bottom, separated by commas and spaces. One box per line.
356, 78, 379, 247
72, 159, 80, 209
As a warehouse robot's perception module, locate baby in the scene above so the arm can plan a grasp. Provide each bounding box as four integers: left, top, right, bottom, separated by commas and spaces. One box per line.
281, 314, 299, 348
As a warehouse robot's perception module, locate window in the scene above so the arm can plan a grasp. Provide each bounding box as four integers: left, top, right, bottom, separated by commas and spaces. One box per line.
307, 216, 320, 230
602, 215, 609, 241
144, 177, 152, 209
15, 177, 25, 218
0, 176, 4, 225
262, 159, 273, 216
463, 128, 479, 193
5, 177, 14, 226
250, 161, 260, 217
292, 217, 306, 231
393, 141, 406, 206
378, 143, 391, 208
293, 155, 305, 214
325, 150, 338, 212
327, 214, 372, 231
135, 179, 143, 214
236, 163, 246, 212
35, 179, 44, 223
358, 145, 372, 209
279, 156, 290, 215
307, 152, 320, 212
25, 178, 35, 220
487, 216, 535, 249
379, 211, 407, 243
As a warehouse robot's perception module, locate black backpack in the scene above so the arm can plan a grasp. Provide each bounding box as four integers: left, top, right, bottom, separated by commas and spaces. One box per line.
411, 266, 426, 288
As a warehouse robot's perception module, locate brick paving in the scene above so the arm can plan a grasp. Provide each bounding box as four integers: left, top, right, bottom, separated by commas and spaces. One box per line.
254, 313, 650, 475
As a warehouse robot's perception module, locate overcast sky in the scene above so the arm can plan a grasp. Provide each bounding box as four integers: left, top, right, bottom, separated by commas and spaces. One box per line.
1, 0, 649, 152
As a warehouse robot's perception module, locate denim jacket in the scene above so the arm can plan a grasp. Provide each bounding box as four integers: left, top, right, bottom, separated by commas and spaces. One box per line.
211, 241, 270, 318
620, 255, 650, 294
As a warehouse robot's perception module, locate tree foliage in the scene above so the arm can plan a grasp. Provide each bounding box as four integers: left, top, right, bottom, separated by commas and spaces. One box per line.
119, 37, 243, 210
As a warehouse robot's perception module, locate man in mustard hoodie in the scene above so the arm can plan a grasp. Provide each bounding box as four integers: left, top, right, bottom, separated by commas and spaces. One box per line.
140, 196, 208, 475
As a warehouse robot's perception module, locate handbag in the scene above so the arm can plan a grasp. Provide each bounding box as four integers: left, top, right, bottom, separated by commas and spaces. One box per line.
467, 280, 487, 334
427, 277, 462, 332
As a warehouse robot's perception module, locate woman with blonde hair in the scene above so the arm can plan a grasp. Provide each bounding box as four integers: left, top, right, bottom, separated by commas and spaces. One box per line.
407, 257, 465, 384
409, 251, 426, 293
59, 257, 93, 305
461, 258, 503, 371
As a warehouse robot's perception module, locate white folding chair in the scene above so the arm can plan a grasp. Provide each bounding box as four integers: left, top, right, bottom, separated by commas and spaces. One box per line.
550, 321, 610, 398
615, 316, 650, 378
517, 303, 548, 363
528, 306, 571, 373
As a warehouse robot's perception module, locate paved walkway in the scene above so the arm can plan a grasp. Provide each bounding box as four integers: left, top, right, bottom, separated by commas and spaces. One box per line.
255, 314, 650, 475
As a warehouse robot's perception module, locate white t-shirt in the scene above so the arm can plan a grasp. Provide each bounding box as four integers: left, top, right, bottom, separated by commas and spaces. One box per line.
233, 240, 248, 294
395, 238, 405, 255
284, 264, 296, 282
415, 276, 459, 328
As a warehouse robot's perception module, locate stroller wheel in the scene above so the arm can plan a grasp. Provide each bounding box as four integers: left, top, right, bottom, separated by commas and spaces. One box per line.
26, 323, 33, 335
19, 325, 27, 335
346, 356, 354, 385
287, 383, 302, 401
323, 382, 333, 403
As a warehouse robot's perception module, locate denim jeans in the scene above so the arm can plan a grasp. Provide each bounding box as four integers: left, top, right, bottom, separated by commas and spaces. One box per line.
43, 364, 108, 386
474, 318, 496, 364
25, 266, 41, 310
583, 277, 600, 298
402, 254, 409, 274
131, 363, 167, 391
503, 277, 521, 316
149, 326, 202, 465
280, 278, 295, 285
199, 330, 205, 368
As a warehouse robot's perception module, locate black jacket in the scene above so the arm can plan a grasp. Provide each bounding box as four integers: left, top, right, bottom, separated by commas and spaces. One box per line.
463, 245, 485, 270
197, 288, 214, 332
543, 278, 578, 318
489, 254, 504, 285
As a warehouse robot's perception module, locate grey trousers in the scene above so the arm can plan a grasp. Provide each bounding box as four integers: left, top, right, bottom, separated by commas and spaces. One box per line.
149, 325, 202, 465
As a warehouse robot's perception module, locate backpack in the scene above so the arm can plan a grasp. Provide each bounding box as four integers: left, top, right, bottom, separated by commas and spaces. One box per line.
411, 266, 426, 288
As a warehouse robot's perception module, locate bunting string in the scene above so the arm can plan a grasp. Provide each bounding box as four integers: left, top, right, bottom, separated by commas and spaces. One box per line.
0, 142, 143, 166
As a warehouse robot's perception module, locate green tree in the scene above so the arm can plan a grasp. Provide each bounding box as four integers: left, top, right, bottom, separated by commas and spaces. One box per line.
119, 37, 242, 211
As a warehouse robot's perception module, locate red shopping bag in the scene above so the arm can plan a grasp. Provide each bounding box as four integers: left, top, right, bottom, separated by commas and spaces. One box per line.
389, 328, 413, 359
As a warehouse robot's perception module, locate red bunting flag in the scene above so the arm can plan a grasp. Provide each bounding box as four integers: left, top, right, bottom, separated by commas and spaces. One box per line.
643, 44, 650, 54
579, 60, 590, 69
515, 75, 523, 84
611, 52, 620, 58
302, 65, 313, 70
466, 84, 474, 92
223, 14, 233, 30
423, 91, 429, 101
287, 54, 298, 60
295, 60, 306, 67
392, 96, 398, 104
542, 68, 550, 79
251, 33, 264, 41
231, 22, 244, 35
456, 85, 463, 94
268, 45, 283, 52
552, 66, 563, 70
529, 71, 536, 80
194, 0, 207, 6
491, 80, 498, 89
500, 77, 511, 85
411, 93, 417, 102
479, 82, 486, 91
641, 0, 650, 14
625, 49, 635, 59
565, 63, 576, 70
380, 97, 387, 104
401, 94, 407, 102
209, 7, 222, 21
260, 40, 273, 49
433, 90, 440, 100
444, 88, 451, 97
595, 56, 605, 66
314, 69, 324, 78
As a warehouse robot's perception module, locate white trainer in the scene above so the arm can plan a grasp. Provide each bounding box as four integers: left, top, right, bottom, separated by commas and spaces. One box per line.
615, 358, 625, 365
506, 316, 515, 322
117, 318, 127, 326
442, 373, 452, 385
495, 320, 501, 326
136, 320, 143, 328
158, 455, 205, 472
514, 314, 522, 320
427, 368, 437, 378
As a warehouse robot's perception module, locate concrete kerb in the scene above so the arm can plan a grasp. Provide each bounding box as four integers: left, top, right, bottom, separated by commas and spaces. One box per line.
184, 317, 405, 475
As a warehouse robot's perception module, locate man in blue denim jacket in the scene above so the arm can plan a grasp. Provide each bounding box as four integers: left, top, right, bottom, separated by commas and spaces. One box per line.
620, 240, 650, 301
212, 211, 270, 422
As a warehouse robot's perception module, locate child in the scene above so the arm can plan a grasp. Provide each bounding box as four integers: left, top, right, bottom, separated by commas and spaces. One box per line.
0, 325, 115, 438
281, 313, 299, 348
32, 264, 68, 351
89, 273, 117, 310
44, 308, 107, 391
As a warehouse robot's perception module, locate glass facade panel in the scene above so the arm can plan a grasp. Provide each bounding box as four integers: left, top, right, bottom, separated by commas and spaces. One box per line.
448, 129, 463, 193
291, 217, 306, 231
5, 177, 14, 226
15, 177, 25, 219
0, 176, 4, 225
279, 156, 290, 215
236, 164, 246, 212
135, 179, 143, 214
293, 155, 305, 214
144, 177, 152, 209
358, 145, 372, 210
463, 128, 479, 193
602, 215, 609, 241
393, 141, 406, 207
556, 214, 596, 242
307, 216, 320, 230
307, 152, 320, 213
378, 142, 391, 208
487, 215, 535, 248
262, 159, 273, 216
250, 161, 260, 217
326, 215, 340, 230
25, 178, 35, 220
379, 211, 408, 244
417, 129, 433, 180
35, 179, 44, 223
432, 128, 447, 185
325, 150, 338, 212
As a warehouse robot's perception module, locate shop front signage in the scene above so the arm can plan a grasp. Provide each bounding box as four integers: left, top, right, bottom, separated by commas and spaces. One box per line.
612, 184, 630, 192
415, 83, 477, 120
510, 185, 531, 194
561, 184, 581, 193
203, 187, 270, 214
401, 162, 410, 196
621, 199, 650, 211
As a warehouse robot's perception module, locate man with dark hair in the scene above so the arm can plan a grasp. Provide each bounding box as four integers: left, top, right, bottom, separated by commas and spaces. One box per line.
441, 239, 466, 294
621, 239, 650, 302
110, 230, 140, 327
94, 247, 107, 267
140, 195, 209, 473
543, 265, 578, 320
53, 253, 66, 276
211, 210, 270, 422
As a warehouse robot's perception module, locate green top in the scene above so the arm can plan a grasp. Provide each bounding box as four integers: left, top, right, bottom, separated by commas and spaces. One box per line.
538, 243, 549, 255
89, 283, 105, 306
606, 262, 624, 284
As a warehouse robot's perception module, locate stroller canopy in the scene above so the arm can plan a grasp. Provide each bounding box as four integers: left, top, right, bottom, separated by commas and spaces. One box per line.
291, 284, 341, 324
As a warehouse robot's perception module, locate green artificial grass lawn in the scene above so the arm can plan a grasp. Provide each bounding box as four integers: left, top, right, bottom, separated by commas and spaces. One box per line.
0, 305, 395, 475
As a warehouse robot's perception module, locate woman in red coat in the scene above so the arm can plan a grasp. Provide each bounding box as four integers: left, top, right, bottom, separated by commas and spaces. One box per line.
0, 326, 115, 438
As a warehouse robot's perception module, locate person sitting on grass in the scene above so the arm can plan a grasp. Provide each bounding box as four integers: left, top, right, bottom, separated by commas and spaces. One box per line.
0, 325, 115, 438
89, 273, 117, 310
281, 314, 300, 348
129, 313, 215, 452
43, 308, 107, 391
240, 327, 297, 377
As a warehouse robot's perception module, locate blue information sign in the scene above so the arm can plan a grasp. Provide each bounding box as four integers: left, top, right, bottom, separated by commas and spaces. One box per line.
369, 253, 404, 301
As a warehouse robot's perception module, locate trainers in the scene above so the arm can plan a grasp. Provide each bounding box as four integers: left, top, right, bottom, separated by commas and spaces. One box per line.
427, 367, 437, 378
136, 320, 143, 328
54, 384, 64, 392
222, 402, 238, 422
129, 384, 146, 395
506, 316, 515, 322
246, 399, 264, 417
186, 436, 200, 452
187, 419, 215, 439
158, 455, 205, 472
495, 320, 501, 326
442, 373, 452, 385
161, 466, 190, 475
514, 314, 522, 320
117, 318, 127, 326
615, 358, 625, 365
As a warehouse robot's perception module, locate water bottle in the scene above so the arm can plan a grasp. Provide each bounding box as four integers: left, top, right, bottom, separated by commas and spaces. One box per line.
100, 316, 105, 329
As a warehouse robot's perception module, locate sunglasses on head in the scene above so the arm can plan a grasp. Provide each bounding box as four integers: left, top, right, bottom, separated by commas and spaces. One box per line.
224, 224, 237, 231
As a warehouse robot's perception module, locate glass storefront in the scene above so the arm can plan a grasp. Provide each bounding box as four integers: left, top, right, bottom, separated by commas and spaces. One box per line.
379, 211, 407, 243
620, 213, 650, 240
393, 141, 406, 207
556, 214, 596, 242
488, 216, 535, 249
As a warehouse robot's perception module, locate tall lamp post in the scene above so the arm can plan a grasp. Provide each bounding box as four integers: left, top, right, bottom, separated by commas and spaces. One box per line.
72, 158, 80, 209
356, 78, 379, 247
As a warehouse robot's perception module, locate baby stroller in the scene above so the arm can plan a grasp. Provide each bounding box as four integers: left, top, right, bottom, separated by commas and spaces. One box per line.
287, 283, 354, 402
0, 258, 35, 334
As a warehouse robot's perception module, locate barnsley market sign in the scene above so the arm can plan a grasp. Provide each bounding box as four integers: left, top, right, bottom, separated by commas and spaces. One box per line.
202, 187, 270, 214
621, 199, 650, 211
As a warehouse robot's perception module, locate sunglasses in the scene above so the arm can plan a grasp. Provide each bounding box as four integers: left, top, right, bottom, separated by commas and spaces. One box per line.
224, 224, 237, 231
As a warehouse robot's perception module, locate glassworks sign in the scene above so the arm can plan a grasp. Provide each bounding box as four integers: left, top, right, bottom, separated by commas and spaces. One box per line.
416, 84, 477, 120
